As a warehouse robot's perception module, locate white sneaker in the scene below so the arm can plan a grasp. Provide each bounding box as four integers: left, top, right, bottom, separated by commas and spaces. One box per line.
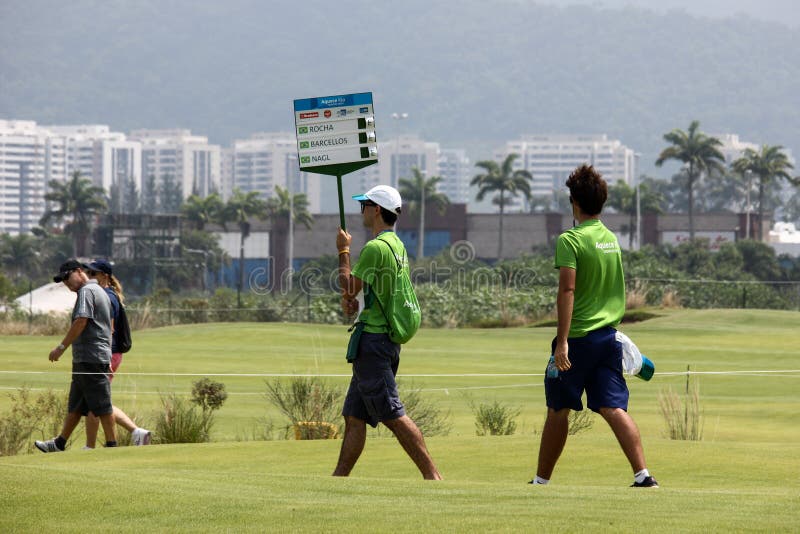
132, 428, 152, 446
35, 438, 63, 453
81, 446, 94, 450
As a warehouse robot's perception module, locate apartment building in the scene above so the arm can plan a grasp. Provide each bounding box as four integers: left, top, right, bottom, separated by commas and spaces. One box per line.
44, 124, 141, 204
319, 135, 464, 214
129, 129, 221, 200
226, 132, 321, 211
496, 134, 636, 211
0, 120, 66, 234
438, 148, 472, 205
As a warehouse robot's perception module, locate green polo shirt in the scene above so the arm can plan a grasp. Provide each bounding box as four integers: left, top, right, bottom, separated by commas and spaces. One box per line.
351, 231, 407, 334
554, 219, 625, 338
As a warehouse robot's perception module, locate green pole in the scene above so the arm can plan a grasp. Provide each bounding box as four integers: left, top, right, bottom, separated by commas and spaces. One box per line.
337, 174, 346, 231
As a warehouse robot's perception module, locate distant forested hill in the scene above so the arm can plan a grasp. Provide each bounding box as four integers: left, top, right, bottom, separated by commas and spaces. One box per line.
1, 0, 798, 167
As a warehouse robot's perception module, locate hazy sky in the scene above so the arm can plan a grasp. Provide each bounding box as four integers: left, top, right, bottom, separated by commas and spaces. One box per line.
541, 0, 799, 27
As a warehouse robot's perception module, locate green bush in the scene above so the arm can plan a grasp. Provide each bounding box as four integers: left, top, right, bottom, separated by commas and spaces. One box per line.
471, 399, 520, 436
191, 378, 228, 411
396, 384, 452, 437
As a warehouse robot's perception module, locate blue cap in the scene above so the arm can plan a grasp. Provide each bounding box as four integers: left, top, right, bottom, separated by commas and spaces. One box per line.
86, 259, 113, 276
636, 355, 655, 381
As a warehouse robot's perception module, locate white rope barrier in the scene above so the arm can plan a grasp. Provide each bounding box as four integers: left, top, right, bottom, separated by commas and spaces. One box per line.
2, 369, 800, 378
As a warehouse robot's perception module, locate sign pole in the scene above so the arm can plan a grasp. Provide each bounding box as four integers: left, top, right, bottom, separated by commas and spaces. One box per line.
337, 173, 346, 231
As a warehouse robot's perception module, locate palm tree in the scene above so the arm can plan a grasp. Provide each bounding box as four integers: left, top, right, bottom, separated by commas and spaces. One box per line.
267, 186, 314, 290
733, 145, 795, 240
39, 170, 107, 256
606, 180, 664, 249
220, 189, 269, 306
399, 167, 450, 259
656, 121, 725, 240
0, 233, 41, 281
181, 193, 224, 230
471, 154, 532, 259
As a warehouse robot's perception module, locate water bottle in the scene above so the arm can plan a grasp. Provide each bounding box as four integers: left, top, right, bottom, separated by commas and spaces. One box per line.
546, 355, 559, 379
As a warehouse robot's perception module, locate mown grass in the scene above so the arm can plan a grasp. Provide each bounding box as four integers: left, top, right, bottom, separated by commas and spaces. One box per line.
2, 436, 798, 532
1, 308, 799, 531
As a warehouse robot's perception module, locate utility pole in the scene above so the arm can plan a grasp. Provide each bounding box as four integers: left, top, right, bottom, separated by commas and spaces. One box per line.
745, 169, 753, 239
634, 152, 641, 250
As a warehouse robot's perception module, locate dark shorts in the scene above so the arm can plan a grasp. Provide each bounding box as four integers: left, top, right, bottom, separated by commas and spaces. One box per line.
342, 332, 405, 428
544, 326, 629, 413
68, 362, 113, 416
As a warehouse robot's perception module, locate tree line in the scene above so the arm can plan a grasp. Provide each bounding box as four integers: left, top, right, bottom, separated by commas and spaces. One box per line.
1, 119, 797, 302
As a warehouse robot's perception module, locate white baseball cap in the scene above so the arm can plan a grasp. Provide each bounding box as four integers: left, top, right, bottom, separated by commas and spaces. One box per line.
353, 185, 402, 213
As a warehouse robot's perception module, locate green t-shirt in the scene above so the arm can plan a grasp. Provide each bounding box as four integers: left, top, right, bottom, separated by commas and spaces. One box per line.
554, 219, 625, 338
351, 231, 408, 334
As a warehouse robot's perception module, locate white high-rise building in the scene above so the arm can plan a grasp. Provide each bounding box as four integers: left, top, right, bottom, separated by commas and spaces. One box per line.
438, 148, 471, 204
44, 125, 141, 204
220, 147, 234, 200
129, 129, 221, 199
714, 133, 759, 166
229, 133, 321, 211
319, 135, 439, 214
497, 134, 635, 210
0, 120, 66, 234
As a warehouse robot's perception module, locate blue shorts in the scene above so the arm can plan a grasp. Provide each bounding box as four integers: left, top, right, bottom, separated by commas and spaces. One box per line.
342, 332, 406, 428
544, 326, 629, 412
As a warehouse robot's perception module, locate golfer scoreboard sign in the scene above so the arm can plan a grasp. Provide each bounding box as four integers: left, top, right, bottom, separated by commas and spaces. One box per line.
293, 92, 378, 176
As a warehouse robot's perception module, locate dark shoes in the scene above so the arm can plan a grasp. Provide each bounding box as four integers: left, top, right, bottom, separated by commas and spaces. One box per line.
631, 476, 659, 488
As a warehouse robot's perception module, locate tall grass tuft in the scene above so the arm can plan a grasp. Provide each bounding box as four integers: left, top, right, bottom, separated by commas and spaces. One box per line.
0, 311, 70, 336
397, 384, 452, 437
0, 387, 68, 456
661, 289, 682, 308
567, 409, 595, 436
658, 366, 704, 440
153, 378, 227, 444
626, 280, 648, 309
264, 377, 343, 439
153, 393, 213, 444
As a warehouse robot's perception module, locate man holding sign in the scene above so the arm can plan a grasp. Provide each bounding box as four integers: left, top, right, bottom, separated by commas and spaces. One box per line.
333, 185, 442, 480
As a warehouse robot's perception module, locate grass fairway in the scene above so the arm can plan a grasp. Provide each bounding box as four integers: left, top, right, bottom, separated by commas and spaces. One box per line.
1, 308, 799, 532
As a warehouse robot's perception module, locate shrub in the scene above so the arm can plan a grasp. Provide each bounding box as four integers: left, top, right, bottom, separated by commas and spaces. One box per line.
264, 377, 343, 439
658, 369, 704, 441
471, 399, 520, 436
397, 384, 452, 437
567, 409, 594, 436
153, 393, 213, 444
0, 387, 68, 456
191, 378, 228, 411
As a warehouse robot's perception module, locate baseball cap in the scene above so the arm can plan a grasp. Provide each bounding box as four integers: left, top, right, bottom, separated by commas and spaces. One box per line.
352, 185, 402, 213
53, 259, 87, 283
86, 259, 113, 275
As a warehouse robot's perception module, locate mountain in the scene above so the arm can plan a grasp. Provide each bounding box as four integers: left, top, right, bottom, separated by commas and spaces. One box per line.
1, 0, 798, 172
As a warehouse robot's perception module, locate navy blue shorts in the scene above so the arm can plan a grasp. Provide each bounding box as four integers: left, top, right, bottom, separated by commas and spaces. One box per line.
68, 362, 113, 417
342, 332, 406, 428
544, 326, 629, 412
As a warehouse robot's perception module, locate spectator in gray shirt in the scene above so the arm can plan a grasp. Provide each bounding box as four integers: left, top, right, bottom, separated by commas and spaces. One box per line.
35, 260, 118, 453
